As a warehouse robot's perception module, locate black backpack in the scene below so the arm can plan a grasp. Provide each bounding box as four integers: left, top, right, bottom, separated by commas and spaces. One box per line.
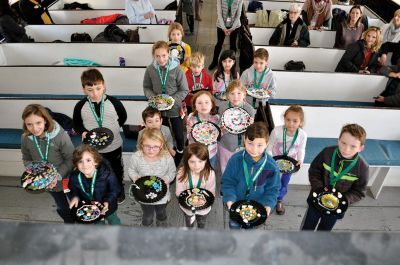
284, 60, 305, 71
104, 24, 127, 42
71, 32, 92, 42
248, 1, 263, 13
331, 8, 347, 30
45, 108, 74, 134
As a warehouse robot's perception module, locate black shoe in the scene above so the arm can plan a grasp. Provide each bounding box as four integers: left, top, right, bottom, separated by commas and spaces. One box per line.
208, 62, 217, 70
117, 193, 126, 204
174, 150, 184, 167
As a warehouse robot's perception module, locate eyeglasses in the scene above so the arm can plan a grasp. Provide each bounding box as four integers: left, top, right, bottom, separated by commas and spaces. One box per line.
142, 145, 161, 151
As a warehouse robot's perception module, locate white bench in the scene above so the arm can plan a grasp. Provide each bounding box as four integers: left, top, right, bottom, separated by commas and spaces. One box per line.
251, 27, 336, 48
25, 24, 169, 43
0, 43, 154, 66
48, 10, 176, 24
49, 0, 179, 10
270, 104, 400, 198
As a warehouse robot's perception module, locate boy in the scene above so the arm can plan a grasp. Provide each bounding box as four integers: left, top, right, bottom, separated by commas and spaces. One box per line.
73, 68, 127, 204
221, 122, 281, 229
137, 106, 176, 157
184, 52, 213, 114
301, 124, 369, 231
240, 48, 277, 108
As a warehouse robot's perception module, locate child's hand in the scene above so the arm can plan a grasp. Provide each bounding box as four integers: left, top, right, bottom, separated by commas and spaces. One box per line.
296, 160, 303, 167
226, 201, 234, 209
81, 131, 88, 141
169, 148, 176, 157
69, 197, 79, 209
265, 206, 271, 217
101, 202, 109, 215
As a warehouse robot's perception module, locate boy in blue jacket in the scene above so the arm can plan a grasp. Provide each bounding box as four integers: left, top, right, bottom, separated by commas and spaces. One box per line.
221, 122, 281, 229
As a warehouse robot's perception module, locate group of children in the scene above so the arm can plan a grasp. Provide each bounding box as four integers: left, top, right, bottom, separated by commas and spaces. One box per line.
19, 20, 369, 231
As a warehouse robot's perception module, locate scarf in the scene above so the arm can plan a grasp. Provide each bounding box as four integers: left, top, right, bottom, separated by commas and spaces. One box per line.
279, 18, 303, 46
384, 23, 400, 42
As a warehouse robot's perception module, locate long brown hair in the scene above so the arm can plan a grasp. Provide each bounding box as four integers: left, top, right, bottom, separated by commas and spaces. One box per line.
178, 143, 212, 183
191, 90, 218, 116
22, 104, 55, 136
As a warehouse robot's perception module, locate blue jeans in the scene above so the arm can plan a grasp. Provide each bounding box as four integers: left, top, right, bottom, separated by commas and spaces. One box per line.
50, 191, 74, 223
301, 205, 338, 231
278, 172, 292, 201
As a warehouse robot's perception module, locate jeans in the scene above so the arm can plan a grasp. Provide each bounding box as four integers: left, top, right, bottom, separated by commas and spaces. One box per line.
101, 147, 124, 195
278, 172, 292, 201
50, 191, 74, 223
184, 213, 208, 228
140, 203, 168, 227
301, 205, 338, 231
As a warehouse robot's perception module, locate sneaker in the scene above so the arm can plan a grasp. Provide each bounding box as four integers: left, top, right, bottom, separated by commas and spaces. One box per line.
276, 200, 285, 215
117, 193, 126, 204
208, 62, 217, 70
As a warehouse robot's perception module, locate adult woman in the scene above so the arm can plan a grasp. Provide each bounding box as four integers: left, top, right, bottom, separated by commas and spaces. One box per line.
21, 104, 75, 223
380, 9, 400, 66
334, 5, 364, 49
0, 0, 28, 42
208, 0, 243, 70
301, 0, 332, 30
335, 27, 382, 74
269, 3, 310, 47
125, 0, 156, 24
19, 0, 54, 24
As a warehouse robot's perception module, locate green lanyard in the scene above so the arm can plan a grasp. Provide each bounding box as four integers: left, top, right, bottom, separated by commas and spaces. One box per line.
253, 68, 266, 90
33, 133, 50, 162
226, 0, 234, 13
188, 171, 202, 189
242, 151, 268, 197
192, 72, 202, 91
78, 170, 97, 200
329, 148, 359, 187
157, 63, 170, 94
228, 102, 244, 146
87, 95, 104, 128
282, 128, 299, 156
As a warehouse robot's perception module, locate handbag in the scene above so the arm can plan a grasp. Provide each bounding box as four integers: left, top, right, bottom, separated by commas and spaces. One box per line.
284, 60, 305, 71
126, 28, 140, 43
70, 32, 92, 42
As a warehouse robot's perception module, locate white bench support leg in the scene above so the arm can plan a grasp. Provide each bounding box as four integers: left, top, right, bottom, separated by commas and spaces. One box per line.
369, 167, 390, 199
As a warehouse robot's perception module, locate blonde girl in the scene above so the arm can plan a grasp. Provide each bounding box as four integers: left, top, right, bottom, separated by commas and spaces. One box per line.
218, 80, 255, 174
175, 143, 216, 228
127, 128, 176, 226
21, 104, 75, 223
186, 91, 220, 168
266, 105, 307, 215
168, 22, 192, 72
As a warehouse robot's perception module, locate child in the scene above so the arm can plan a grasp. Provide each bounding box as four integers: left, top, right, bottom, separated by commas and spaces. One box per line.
184, 51, 213, 114
301, 124, 369, 231
240, 48, 277, 108
168, 22, 191, 72
128, 128, 176, 227
175, 143, 216, 229
21, 104, 74, 223
73, 68, 127, 204
266, 105, 308, 215
137, 106, 176, 157
68, 144, 122, 225
212, 50, 240, 106
221, 122, 281, 229
218, 80, 255, 174
143, 40, 189, 166
186, 91, 220, 168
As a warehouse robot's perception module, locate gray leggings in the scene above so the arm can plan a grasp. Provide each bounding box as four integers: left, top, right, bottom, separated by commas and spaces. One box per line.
140, 203, 167, 226
184, 213, 208, 229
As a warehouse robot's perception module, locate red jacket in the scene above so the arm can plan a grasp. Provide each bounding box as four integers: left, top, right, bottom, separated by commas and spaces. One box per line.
184, 68, 213, 107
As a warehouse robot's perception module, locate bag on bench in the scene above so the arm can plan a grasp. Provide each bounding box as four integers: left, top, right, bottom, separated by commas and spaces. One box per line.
248, 1, 263, 13
126, 28, 140, 43
71, 32, 92, 42
284, 60, 305, 71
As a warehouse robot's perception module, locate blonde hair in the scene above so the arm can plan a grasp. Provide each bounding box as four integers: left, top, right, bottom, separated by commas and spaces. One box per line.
168, 22, 184, 39
152, 40, 169, 56
22, 104, 55, 136
362, 27, 382, 52
340, 124, 367, 145
226, 79, 246, 94
138, 128, 169, 156
284, 105, 305, 128
391, 9, 400, 24
190, 52, 205, 66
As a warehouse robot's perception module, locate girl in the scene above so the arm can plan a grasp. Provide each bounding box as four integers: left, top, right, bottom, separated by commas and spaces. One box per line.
168, 22, 192, 72
69, 145, 122, 225
335, 27, 382, 74
186, 91, 220, 169
266, 105, 307, 215
212, 50, 240, 105
208, 0, 244, 70
334, 5, 364, 49
21, 104, 74, 223
127, 128, 176, 227
175, 143, 216, 229
143, 40, 189, 166
218, 80, 255, 174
